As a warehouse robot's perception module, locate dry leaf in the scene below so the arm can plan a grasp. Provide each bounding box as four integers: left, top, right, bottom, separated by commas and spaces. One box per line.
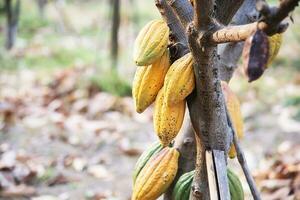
0, 184, 36, 197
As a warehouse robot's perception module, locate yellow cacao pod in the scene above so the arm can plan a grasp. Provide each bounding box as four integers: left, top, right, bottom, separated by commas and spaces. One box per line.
132, 147, 179, 200
267, 33, 282, 67
132, 50, 170, 113
133, 19, 169, 66
154, 88, 186, 147
221, 82, 244, 158
164, 53, 195, 106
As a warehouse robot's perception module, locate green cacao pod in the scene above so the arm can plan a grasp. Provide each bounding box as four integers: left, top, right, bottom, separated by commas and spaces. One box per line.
172, 169, 244, 200
228, 169, 244, 200
132, 142, 163, 183
172, 170, 194, 200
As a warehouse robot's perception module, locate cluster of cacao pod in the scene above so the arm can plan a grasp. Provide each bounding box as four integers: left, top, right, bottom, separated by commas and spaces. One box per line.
132, 19, 195, 147
132, 141, 245, 200
131, 18, 248, 200
132, 16, 281, 200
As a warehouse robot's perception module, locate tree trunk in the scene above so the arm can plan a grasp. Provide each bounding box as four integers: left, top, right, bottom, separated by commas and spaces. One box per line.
37, 0, 47, 19
111, 0, 120, 68
5, 0, 20, 50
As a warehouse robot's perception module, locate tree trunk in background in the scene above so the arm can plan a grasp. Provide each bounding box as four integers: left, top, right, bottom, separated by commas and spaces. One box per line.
37, 0, 47, 19
111, 0, 120, 68
5, 0, 20, 50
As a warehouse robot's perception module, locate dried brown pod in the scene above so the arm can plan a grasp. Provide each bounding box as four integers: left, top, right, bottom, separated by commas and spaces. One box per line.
242, 30, 269, 82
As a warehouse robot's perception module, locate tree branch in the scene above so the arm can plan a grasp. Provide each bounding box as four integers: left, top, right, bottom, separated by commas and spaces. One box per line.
215, 0, 245, 25
155, 0, 189, 61
218, 0, 259, 82
226, 109, 262, 200
166, 0, 193, 28
257, 0, 299, 35
211, 22, 257, 44
193, 0, 214, 29
210, 0, 299, 44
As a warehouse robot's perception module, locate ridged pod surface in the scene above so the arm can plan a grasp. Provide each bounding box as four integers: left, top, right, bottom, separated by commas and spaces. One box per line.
132, 147, 179, 200
172, 169, 244, 200
132, 50, 170, 113
154, 88, 186, 147
132, 142, 163, 183
267, 33, 282, 66
133, 19, 169, 66
172, 170, 194, 200
221, 82, 244, 158
228, 169, 244, 200
164, 53, 195, 105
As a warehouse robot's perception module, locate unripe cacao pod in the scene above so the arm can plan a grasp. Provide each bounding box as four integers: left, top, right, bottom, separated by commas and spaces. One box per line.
132, 142, 163, 183
172, 170, 194, 200
133, 19, 169, 66
173, 169, 244, 200
132, 50, 170, 113
164, 53, 195, 105
228, 169, 244, 200
221, 81, 244, 158
132, 147, 179, 200
154, 88, 186, 147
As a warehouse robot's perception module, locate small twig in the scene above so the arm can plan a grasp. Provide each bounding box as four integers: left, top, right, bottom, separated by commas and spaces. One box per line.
225, 108, 262, 200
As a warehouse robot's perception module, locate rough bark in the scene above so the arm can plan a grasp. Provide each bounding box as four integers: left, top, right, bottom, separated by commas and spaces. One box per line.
187, 24, 230, 200
215, 0, 245, 25
166, 0, 193, 28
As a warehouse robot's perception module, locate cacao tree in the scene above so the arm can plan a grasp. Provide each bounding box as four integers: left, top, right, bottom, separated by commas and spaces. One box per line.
131, 0, 299, 199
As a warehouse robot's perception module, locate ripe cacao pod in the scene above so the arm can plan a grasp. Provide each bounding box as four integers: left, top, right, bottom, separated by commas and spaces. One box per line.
267, 33, 282, 66
164, 53, 195, 106
132, 147, 179, 200
221, 82, 244, 158
133, 19, 169, 66
228, 169, 244, 200
132, 142, 163, 183
172, 169, 244, 200
132, 50, 170, 113
172, 170, 194, 200
154, 88, 186, 147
